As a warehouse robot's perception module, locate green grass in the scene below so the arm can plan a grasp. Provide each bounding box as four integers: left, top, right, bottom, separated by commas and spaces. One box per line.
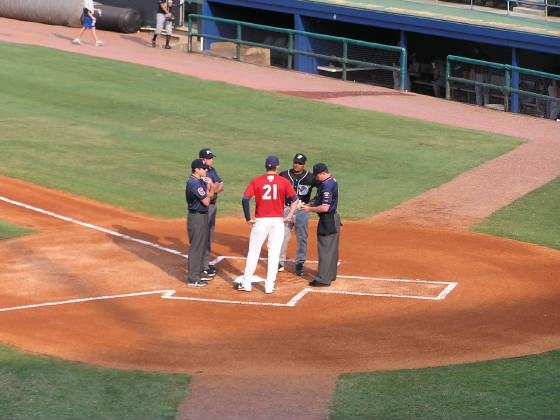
0, 219, 36, 240
329, 349, 560, 420
471, 176, 560, 250
0, 343, 190, 420
0, 41, 523, 220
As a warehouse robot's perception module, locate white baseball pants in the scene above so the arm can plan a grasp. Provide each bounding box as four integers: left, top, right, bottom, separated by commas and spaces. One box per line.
242, 217, 284, 293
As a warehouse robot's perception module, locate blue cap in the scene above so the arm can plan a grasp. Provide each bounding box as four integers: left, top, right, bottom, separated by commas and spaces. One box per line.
191, 158, 209, 170
265, 155, 279, 168
312, 163, 328, 175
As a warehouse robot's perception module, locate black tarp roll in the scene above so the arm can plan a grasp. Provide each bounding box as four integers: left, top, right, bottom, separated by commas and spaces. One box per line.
0, 0, 83, 27
94, 3, 142, 33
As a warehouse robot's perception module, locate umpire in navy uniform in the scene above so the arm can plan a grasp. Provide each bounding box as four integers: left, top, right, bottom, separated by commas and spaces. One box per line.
199, 148, 224, 278
185, 158, 215, 287
302, 163, 340, 287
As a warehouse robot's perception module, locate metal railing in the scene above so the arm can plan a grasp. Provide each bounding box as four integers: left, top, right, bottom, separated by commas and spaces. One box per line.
434, 0, 560, 17
446, 55, 560, 114
187, 14, 407, 91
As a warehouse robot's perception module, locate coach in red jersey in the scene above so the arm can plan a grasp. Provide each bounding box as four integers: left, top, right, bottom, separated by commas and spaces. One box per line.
237, 156, 299, 294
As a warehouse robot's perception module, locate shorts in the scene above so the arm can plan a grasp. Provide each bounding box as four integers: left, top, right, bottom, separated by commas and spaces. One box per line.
83, 15, 96, 29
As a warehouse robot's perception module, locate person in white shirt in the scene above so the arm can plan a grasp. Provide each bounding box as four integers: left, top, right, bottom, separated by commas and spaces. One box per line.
72, 0, 103, 46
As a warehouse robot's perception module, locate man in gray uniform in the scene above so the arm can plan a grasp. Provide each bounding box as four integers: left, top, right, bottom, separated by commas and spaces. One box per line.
278, 153, 317, 276
302, 163, 340, 287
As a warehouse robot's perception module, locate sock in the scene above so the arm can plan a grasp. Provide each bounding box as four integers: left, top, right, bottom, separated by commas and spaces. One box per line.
165, 35, 170, 46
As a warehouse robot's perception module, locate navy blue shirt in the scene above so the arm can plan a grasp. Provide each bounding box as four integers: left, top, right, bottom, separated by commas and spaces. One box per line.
205, 167, 222, 204
314, 176, 338, 213
185, 175, 209, 212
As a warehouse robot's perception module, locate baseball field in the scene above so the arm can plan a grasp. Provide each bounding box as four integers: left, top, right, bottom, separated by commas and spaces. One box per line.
1, 18, 560, 420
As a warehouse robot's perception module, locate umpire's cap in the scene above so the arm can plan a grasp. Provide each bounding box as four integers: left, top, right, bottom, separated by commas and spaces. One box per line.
191, 158, 209, 170
199, 148, 216, 159
312, 163, 328, 175
293, 153, 307, 164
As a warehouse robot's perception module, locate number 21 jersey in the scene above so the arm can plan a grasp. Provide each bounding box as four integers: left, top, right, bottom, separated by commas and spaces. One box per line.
244, 174, 297, 218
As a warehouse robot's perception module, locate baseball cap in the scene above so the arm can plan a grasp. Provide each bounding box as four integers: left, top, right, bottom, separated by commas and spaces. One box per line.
265, 155, 280, 168
199, 148, 215, 159
191, 158, 209, 170
293, 153, 307, 164
312, 163, 328, 175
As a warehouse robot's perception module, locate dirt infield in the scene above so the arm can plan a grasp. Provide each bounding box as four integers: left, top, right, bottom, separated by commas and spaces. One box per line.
1, 17, 560, 419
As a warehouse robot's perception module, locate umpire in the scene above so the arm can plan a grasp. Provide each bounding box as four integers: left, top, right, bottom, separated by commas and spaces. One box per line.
185, 158, 214, 287
303, 163, 340, 287
199, 148, 224, 278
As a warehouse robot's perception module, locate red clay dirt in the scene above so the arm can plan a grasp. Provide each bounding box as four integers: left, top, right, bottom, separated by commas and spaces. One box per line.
1, 17, 560, 419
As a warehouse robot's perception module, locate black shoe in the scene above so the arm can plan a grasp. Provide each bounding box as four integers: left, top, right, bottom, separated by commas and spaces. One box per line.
295, 263, 304, 276
188, 280, 207, 287
200, 271, 213, 281
277, 263, 284, 272
206, 266, 217, 276
309, 280, 329, 287
151, 41, 156, 47
163, 44, 171, 49
236, 284, 251, 292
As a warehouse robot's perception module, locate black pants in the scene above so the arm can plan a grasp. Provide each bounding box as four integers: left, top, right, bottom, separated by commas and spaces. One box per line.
315, 213, 340, 285
187, 212, 209, 283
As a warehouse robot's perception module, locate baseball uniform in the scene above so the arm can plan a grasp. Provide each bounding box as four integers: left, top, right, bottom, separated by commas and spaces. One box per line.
185, 160, 210, 286
310, 164, 340, 286
279, 158, 318, 274
240, 160, 297, 293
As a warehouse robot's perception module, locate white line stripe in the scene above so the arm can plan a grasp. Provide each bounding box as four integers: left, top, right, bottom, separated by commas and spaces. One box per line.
0, 196, 186, 257
1, 195, 320, 265
435, 282, 459, 300
286, 288, 311, 306
162, 293, 290, 307
337, 275, 455, 286
310, 289, 443, 300
0, 290, 175, 312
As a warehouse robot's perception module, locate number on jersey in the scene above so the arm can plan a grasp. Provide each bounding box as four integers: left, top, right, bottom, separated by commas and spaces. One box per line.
262, 184, 277, 200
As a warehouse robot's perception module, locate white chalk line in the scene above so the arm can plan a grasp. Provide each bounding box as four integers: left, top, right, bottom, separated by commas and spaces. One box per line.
0, 195, 458, 310
0, 195, 319, 265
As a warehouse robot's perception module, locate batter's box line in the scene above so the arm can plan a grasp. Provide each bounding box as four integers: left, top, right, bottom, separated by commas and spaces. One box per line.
0, 275, 458, 312
337, 275, 458, 300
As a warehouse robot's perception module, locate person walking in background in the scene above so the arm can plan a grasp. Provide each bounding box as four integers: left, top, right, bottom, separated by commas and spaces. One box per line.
237, 156, 298, 294
469, 48, 490, 107
547, 78, 560, 121
152, 0, 174, 49
185, 159, 215, 287
72, 0, 103, 46
199, 148, 224, 278
278, 153, 317, 276
303, 163, 340, 287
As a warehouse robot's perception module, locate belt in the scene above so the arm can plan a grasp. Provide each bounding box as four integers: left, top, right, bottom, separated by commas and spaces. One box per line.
188, 210, 207, 214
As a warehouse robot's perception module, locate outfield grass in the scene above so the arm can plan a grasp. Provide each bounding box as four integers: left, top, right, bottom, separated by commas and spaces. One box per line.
329, 349, 560, 420
471, 176, 560, 250
0, 41, 523, 220
0, 343, 189, 420
0, 219, 36, 240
